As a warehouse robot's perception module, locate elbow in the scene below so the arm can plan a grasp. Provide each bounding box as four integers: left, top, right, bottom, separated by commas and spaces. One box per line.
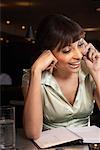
31, 133, 41, 140
24, 127, 42, 140
23, 113, 43, 140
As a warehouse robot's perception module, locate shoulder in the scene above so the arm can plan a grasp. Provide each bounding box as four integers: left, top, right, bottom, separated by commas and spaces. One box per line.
41, 71, 57, 87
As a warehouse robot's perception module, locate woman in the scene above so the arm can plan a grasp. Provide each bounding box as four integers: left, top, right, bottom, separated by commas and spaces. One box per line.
22, 14, 100, 140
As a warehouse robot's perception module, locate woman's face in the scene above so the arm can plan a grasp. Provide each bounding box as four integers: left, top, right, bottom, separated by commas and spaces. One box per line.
52, 38, 86, 73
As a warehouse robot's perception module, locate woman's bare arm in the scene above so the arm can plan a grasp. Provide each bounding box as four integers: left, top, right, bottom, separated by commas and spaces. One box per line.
23, 50, 57, 140
23, 69, 43, 140
83, 42, 100, 109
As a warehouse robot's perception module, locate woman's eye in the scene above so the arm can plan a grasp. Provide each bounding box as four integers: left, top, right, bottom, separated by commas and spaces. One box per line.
62, 47, 71, 54
62, 49, 71, 54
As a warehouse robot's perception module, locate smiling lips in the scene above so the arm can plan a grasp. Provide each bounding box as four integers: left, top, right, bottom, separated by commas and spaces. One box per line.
68, 62, 81, 68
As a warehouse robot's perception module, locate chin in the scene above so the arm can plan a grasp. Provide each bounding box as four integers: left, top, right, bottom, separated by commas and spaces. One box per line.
69, 66, 81, 73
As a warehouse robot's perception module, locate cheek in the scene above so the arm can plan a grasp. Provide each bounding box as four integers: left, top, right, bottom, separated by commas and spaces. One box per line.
56, 55, 69, 63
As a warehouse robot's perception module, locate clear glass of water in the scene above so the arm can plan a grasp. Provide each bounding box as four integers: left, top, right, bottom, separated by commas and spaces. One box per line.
0, 106, 16, 149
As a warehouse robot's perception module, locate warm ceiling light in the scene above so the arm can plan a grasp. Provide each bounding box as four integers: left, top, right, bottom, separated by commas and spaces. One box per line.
0, 37, 4, 41
96, 8, 100, 12
15, 2, 33, 7
21, 25, 26, 30
84, 27, 100, 31
6, 20, 11, 24
0, 2, 39, 7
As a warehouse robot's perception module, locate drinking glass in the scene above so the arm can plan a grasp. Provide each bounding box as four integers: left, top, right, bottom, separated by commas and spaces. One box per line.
0, 106, 16, 149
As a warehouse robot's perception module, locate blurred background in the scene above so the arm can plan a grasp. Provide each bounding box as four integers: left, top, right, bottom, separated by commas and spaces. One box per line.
0, 0, 100, 127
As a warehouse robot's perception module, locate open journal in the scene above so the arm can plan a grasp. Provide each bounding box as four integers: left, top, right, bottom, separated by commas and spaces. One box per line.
34, 125, 100, 149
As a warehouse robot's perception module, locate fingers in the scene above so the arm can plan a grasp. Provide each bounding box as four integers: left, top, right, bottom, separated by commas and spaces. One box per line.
87, 45, 98, 62
83, 43, 91, 56
46, 59, 58, 73
88, 49, 96, 62
80, 39, 88, 55
83, 42, 98, 62
43, 50, 57, 73
32, 50, 58, 73
81, 38, 87, 46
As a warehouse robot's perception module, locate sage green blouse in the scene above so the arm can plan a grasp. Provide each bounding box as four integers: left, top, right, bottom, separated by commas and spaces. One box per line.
22, 68, 95, 130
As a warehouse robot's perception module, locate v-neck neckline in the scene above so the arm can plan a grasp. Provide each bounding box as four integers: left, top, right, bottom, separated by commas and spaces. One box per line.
52, 73, 80, 107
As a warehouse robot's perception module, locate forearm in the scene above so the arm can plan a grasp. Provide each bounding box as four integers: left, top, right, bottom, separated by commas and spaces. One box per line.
95, 80, 100, 109
23, 69, 43, 140
93, 75, 100, 109
83, 45, 100, 107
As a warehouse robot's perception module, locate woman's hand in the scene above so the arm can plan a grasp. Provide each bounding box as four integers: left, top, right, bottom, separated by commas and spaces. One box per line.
82, 41, 100, 77
31, 50, 58, 74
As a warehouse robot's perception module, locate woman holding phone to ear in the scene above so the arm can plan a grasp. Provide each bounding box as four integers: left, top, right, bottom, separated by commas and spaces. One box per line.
22, 14, 100, 140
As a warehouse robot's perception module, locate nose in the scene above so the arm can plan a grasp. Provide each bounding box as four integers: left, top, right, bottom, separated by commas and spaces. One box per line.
73, 48, 83, 59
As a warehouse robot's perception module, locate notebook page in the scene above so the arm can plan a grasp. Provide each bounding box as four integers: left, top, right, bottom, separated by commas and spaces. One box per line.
68, 125, 100, 143
34, 127, 82, 148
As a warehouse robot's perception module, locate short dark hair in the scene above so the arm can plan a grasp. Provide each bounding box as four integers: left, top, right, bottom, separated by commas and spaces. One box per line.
35, 14, 85, 52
